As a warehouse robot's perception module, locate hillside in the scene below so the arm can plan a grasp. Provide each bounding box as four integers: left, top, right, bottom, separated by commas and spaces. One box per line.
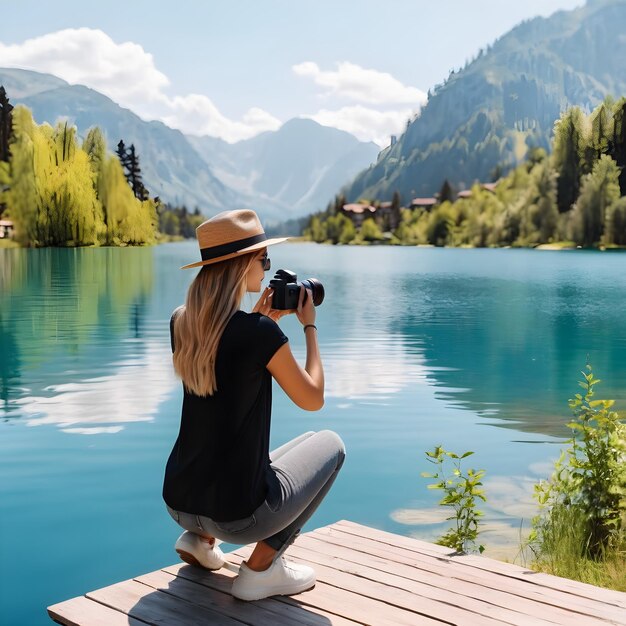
343, 0, 626, 203
188, 118, 379, 216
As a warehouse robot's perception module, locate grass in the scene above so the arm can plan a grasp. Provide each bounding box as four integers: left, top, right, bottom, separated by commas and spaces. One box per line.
527, 503, 626, 591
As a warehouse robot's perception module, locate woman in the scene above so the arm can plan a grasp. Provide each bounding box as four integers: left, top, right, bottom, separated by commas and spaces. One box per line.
163, 209, 345, 602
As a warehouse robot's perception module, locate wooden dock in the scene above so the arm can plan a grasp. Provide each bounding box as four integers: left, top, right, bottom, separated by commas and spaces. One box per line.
48, 520, 626, 625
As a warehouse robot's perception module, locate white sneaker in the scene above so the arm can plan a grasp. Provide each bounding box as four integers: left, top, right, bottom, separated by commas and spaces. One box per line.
231, 556, 316, 601
174, 531, 225, 570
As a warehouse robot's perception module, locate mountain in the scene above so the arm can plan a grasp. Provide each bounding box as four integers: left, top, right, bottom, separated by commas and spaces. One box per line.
0, 67, 378, 224
187, 118, 380, 217
342, 0, 626, 204
0, 67, 239, 214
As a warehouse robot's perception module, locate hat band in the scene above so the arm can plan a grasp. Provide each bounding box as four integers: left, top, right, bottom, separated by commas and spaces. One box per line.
200, 233, 267, 262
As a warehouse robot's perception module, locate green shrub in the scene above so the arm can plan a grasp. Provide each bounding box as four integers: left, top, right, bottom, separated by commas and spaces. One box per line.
422, 446, 486, 553
529, 365, 626, 589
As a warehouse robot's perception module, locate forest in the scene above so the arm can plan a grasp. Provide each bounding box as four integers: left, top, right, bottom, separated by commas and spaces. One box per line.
305, 98, 626, 249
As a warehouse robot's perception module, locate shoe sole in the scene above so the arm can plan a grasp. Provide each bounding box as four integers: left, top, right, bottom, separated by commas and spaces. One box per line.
176, 548, 222, 571
232, 580, 316, 602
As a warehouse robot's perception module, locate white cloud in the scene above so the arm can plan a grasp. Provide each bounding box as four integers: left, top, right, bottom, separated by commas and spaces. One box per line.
303, 105, 413, 147
0, 28, 170, 113
17, 341, 176, 434
165, 95, 281, 141
0, 28, 279, 143
293, 61, 425, 145
0, 29, 426, 145
293, 61, 427, 106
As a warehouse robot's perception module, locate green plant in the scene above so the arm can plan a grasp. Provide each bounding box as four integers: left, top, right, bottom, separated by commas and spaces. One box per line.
531, 365, 626, 563
422, 446, 487, 553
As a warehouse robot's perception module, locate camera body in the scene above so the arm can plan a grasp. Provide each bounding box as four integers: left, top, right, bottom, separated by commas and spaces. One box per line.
269, 269, 325, 310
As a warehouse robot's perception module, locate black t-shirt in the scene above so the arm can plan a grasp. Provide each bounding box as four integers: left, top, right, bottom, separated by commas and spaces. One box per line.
162, 308, 288, 521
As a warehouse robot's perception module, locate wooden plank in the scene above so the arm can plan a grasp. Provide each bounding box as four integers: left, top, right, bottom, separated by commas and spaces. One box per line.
308, 527, 626, 625
86, 578, 248, 625
162, 563, 362, 626
47, 520, 626, 626
334, 521, 626, 610
48, 595, 147, 626
291, 535, 594, 626
224, 551, 446, 626
232, 546, 508, 626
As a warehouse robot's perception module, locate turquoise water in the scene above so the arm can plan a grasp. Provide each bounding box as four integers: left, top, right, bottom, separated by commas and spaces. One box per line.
2, 242, 626, 624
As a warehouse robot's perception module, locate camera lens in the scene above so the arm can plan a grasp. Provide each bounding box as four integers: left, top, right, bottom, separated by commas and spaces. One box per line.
301, 278, 325, 306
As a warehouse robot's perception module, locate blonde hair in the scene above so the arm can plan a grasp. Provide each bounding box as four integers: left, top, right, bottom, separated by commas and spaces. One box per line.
172, 251, 259, 396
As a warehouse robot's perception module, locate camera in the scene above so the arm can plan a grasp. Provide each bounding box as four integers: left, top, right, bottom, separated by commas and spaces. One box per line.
269, 269, 325, 310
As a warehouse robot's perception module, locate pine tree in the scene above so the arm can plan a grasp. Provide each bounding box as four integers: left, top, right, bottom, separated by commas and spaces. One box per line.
390, 190, 402, 230
0, 86, 13, 163
115, 140, 150, 202
116, 140, 128, 171
0, 86, 14, 217
126, 144, 149, 201
438, 179, 455, 204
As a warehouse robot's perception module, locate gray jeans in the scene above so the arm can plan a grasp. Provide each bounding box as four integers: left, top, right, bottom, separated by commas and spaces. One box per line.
166, 429, 345, 559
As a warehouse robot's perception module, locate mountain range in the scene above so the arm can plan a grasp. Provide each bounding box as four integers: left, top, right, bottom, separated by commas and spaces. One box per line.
342, 0, 626, 204
0, 67, 378, 224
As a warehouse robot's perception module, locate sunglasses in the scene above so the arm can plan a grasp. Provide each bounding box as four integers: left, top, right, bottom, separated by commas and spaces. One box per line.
260, 253, 271, 271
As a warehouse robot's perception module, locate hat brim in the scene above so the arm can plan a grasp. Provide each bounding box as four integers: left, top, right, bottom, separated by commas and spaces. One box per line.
180, 236, 290, 270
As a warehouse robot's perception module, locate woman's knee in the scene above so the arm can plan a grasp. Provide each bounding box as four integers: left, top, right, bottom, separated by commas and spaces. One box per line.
317, 429, 346, 469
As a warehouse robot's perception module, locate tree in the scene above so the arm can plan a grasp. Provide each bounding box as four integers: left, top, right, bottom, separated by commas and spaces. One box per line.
438, 179, 455, 204
610, 98, 626, 195
360, 217, 384, 242
589, 98, 614, 161
84, 127, 108, 229
116, 140, 149, 200
305, 216, 326, 243
45, 121, 102, 246
0, 86, 13, 163
0, 86, 14, 217
604, 197, 626, 246
339, 217, 356, 244
569, 155, 620, 247
427, 202, 456, 246
5, 106, 38, 244
126, 144, 149, 201
553, 107, 588, 213
390, 191, 402, 231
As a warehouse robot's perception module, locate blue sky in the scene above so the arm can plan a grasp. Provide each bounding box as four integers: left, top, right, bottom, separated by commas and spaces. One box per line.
0, 0, 584, 145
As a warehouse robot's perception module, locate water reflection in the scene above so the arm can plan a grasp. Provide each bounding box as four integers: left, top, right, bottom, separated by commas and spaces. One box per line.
0, 314, 21, 417
18, 340, 175, 434
391, 273, 626, 438
322, 334, 430, 401
0, 247, 160, 431
391, 466, 542, 559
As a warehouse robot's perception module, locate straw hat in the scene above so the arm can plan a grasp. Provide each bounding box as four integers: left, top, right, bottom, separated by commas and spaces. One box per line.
181, 209, 288, 269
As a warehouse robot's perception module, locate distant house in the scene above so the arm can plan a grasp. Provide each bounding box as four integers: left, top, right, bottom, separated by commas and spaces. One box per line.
409, 197, 437, 211
341, 203, 376, 227
0, 219, 13, 239
457, 183, 498, 199
377, 201, 402, 230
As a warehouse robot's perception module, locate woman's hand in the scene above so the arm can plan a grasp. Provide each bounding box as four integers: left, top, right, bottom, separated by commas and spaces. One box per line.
252, 287, 291, 323
296, 286, 316, 327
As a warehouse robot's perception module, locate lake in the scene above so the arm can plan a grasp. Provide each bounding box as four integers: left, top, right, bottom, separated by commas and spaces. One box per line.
2, 242, 626, 625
